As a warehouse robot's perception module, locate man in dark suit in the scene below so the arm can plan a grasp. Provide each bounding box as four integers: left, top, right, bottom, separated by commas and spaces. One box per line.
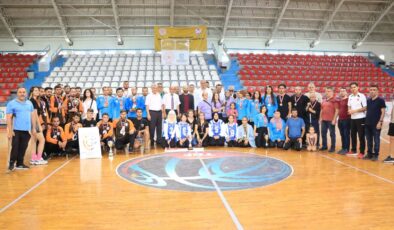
179, 85, 194, 115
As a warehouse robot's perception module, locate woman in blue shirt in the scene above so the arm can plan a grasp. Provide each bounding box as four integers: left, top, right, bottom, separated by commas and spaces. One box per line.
268, 111, 286, 148
236, 90, 250, 125
177, 113, 192, 148
262, 85, 278, 120
236, 117, 256, 148
249, 90, 262, 126
224, 115, 238, 147
254, 105, 269, 147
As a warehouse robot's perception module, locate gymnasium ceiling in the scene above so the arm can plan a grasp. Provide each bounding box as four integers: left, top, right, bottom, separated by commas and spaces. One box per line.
0, 0, 393, 47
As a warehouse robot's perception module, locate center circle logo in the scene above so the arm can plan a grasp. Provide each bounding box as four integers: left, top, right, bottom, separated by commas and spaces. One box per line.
116, 151, 293, 192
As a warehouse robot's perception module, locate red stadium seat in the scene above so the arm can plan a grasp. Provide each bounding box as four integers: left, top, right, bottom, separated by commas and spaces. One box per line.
236, 53, 393, 94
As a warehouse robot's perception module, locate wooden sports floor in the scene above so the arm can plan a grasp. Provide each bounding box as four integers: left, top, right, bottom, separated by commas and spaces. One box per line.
0, 125, 393, 230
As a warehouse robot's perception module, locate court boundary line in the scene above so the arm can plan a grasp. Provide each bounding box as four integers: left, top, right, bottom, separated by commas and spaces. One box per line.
318, 154, 394, 185
0, 156, 76, 213
380, 136, 390, 144
198, 157, 244, 230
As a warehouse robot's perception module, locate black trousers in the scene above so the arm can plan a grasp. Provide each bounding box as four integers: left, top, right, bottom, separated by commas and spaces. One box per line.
238, 141, 251, 148
45, 142, 63, 155
177, 139, 190, 148
101, 137, 113, 147
351, 118, 365, 154
115, 134, 135, 150
165, 109, 178, 116
66, 140, 79, 154
195, 136, 209, 147
209, 137, 225, 146
269, 140, 285, 148
255, 127, 269, 147
149, 110, 162, 145
10, 130, 31, 165
159, 137, 177, 148
227, 140, 238, 147
283, 138, 302, 151
301, 117, 308, 145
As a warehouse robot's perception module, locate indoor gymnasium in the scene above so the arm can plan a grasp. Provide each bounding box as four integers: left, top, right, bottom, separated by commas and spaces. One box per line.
0, 0, 394, 229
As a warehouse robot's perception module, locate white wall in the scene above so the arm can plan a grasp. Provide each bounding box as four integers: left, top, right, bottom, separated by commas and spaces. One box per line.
1, 37, 394, 63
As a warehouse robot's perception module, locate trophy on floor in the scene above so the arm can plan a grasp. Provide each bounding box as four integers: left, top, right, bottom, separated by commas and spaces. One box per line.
108, 140, 114, 158
188, 136, 193, 150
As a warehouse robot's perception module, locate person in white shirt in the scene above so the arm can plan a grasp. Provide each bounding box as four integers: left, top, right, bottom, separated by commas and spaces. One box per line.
194, 80, 213, 111
305, 82, 323, 103
215, 83, 226, 102
145, 84, 165, 147
163, 86, 180, 116
122, 81, 131, 98
82, 89, 98, 120
347, 82, 367, 158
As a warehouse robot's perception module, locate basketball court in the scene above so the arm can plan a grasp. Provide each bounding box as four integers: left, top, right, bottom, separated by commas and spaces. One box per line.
1, 1, 394, 229
0, 126, 393, 230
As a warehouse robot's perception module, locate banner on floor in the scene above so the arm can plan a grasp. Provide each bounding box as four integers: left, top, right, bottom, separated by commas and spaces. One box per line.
78, 127, 102, 159
0, 107, 6, 125
154, 26, 207, 51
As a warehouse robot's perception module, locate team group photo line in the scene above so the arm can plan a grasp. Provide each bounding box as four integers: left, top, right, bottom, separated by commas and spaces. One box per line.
5, 79, 394, 171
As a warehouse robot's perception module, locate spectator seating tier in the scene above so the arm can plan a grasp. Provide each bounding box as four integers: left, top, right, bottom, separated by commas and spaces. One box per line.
233, 53, 393, 100
42, 53, 220, 95
0, 53, 40, 103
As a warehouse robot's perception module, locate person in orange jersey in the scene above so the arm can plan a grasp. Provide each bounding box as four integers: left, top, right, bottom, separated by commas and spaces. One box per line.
64, 113, 82, 155
45, 116, 67, 157
97, 113, 114, 153
63, 87, 83, 123
113, 110, 136, 152
50, 84, 65, 125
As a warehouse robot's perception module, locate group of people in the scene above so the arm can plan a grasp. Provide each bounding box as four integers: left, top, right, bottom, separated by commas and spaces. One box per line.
5, 80, 394, 171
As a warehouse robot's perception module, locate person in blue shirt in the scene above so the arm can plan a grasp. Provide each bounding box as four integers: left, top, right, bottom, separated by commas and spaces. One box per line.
224, 115, 238, 147
6, 87, 36, 171
111, 88, 127, 120
125, 95, 138, 121
254, 105, 270, 147
209, 112, 225, 146
284, 109, 305, 151
262, 85, 278, 120
268, 111, 286, 148
136, 87, 149, 118
177, 113, 192, 148
236, 117, 256, 148
96, 86, 112, 120
249, 91, 262, 126
236, 90, 250, 125
159, 110, 179, 148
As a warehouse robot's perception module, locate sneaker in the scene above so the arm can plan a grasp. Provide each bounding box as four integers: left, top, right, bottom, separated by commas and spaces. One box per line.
363, 154, 372, 160
371, 156, 378, 161
328, 149, 335, 153
320, 147, 328, 151
8, 162, 15, 172
357, 153, 365, 159
29, 160, 38, 165
37, 159, 48, 165
337, 149, 348, 155
383, 156, 394, 163
15, 164, 29, 170
346, 151, 358, 156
